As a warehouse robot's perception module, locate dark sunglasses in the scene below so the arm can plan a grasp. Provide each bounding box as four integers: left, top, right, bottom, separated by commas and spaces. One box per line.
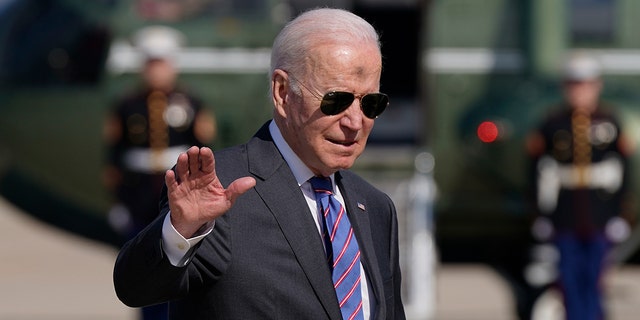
288, 73, 389, 119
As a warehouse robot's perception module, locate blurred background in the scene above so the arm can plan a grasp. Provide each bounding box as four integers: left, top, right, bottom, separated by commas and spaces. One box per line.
1, 0, 640, 319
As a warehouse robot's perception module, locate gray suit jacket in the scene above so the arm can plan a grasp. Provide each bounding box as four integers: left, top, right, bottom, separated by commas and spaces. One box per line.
113, 122, 405, 319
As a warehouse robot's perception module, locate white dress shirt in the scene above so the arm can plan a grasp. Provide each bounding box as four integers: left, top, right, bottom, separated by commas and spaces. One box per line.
161, 120, 374, 319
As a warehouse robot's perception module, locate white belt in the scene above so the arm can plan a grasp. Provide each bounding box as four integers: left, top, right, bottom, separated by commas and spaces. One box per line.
537, 155, 623, 213
123, 145, 189, 173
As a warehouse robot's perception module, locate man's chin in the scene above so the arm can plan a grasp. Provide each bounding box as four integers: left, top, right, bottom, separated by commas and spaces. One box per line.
330, 157, 358, 171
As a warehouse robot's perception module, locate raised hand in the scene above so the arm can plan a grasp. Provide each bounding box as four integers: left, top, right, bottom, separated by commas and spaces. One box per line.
164, 146, 256, 238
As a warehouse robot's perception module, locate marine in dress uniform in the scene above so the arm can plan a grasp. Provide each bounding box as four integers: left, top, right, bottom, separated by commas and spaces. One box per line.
526, 53, 634, 320
103, 25, 216, 320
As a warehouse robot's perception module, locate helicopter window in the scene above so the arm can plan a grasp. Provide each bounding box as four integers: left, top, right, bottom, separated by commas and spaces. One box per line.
0, 0, 111, 87
568, 0, 616, 46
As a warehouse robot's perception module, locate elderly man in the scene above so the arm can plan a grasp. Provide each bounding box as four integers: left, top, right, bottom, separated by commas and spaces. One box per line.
114, 8, 405, 320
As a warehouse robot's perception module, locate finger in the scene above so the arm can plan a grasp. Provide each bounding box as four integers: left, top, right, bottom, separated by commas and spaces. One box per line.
187, 146, 200, 175
225, 177, 257, 203
164, 169, 177, 190
176, 152, 189, 183
199, 147, 215, 174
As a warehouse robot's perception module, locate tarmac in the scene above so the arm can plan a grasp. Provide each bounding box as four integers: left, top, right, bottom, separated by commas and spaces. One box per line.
1, 196, 639, 320
0, 196, 137, 320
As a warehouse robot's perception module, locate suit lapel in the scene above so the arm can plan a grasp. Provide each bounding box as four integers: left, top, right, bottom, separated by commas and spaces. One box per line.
246, 124, 342, 320
336, 172, 386, 319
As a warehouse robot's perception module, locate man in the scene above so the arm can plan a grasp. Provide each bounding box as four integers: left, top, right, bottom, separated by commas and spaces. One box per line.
113, 8, 406, 320
526, 53, 633, 320
104, 25, 217, 242
105, 25, 216, 320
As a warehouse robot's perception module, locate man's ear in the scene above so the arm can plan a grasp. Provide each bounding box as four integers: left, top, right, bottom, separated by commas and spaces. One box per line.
271, 69, 289, 118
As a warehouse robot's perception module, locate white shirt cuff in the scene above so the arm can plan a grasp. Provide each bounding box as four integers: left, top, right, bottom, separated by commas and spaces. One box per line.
161, 212, 214, 266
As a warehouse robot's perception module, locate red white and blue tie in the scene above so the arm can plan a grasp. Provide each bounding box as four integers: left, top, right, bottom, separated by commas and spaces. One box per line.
309, 176, 364, 320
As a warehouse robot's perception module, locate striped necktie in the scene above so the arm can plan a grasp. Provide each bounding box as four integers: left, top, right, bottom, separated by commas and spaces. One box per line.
309, 176, 364, 320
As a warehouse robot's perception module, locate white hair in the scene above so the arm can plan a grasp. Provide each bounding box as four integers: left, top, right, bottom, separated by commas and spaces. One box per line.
270, 8, 381, 79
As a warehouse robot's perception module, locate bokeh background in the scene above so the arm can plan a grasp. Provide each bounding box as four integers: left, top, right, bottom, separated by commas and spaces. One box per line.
1, 0, 640, 319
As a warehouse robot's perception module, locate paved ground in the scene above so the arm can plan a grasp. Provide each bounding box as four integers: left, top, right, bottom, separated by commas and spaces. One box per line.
430, 264, 640, 320
0, 197, 137, 320
1, 196, 639, 320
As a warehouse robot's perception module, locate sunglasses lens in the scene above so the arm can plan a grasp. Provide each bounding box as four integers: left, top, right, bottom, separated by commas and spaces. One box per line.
361, 93, 389, 119
320, 91, 389, 119
320, 92, 354, 115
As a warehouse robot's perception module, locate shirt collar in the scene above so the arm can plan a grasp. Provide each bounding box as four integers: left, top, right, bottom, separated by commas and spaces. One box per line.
268, 120, 335, 187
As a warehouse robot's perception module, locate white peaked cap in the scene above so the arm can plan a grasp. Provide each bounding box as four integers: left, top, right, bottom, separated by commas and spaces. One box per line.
563, 52, 602, 81
133, 25, 185, 60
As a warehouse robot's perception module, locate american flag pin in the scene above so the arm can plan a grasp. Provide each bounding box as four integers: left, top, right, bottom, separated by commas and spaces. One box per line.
357, 202, 366, 211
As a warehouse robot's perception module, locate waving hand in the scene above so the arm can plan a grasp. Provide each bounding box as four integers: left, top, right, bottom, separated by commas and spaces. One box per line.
164, 146, 256, 238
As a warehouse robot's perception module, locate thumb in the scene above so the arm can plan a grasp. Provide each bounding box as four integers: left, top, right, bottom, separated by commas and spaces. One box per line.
225, 177, 257, 203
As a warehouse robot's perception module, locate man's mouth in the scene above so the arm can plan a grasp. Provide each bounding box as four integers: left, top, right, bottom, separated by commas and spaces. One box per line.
328, 138, 356, 147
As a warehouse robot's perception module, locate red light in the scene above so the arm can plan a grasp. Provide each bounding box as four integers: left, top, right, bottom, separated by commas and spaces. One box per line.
477, 121, 499, 143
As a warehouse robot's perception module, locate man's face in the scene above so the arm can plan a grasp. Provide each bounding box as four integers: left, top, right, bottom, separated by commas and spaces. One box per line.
143, 58, 177, 91
276, 42, 382, 177
563, 79, 602, 113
